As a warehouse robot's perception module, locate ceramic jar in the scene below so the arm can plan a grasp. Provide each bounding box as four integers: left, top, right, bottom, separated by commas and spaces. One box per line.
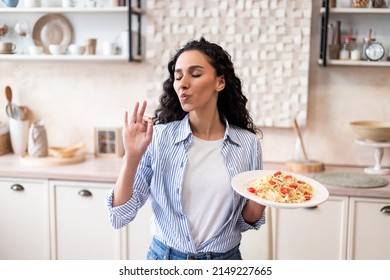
28, 120, 48, 157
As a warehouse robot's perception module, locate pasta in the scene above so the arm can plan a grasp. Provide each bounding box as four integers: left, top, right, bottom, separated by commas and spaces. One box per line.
247, 171, 313, 203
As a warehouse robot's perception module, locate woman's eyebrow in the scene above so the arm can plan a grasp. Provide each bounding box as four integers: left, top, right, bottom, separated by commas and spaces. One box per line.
174, 65, 204, 73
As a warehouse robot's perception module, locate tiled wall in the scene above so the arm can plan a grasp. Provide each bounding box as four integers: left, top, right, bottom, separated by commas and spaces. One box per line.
145, 0, 312, 128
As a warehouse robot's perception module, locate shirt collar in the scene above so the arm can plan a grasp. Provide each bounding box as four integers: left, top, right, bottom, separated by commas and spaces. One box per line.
174, 114, 242, 147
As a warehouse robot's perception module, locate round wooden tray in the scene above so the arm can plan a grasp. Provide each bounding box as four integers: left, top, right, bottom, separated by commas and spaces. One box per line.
285, 160, 325, 173
20, 153, 86, 166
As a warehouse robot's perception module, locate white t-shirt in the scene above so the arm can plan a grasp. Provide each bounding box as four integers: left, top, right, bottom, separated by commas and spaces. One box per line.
182, 135, 233, 247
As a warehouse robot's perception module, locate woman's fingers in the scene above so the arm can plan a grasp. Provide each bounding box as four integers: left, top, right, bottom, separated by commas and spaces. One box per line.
137, 100, 147, 124
145, 117, 154, 141
131, 101, 140, 124
123, 110, 129, 128
130, 101, 148, 124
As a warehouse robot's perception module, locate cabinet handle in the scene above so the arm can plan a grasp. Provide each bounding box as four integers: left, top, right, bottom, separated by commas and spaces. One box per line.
304, 206, 318, 210
10, 184, 24, 191
78, 189, 92, 197
380, 206, 390, 215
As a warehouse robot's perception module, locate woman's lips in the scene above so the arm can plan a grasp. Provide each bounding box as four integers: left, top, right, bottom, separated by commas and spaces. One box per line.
180, 93, 189, 101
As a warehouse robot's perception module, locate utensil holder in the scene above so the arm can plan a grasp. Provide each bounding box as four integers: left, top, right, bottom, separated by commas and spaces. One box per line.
9, 118, 30, 156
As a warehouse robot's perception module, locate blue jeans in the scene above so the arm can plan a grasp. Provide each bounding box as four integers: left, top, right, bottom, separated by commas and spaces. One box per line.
146, 237, 242, 260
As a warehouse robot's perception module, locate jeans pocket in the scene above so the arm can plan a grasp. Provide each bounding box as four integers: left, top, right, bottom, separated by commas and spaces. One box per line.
146, 248, 161, 260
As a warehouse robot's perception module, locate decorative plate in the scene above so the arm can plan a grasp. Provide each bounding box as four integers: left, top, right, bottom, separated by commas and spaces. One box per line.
32, 13, 73, 54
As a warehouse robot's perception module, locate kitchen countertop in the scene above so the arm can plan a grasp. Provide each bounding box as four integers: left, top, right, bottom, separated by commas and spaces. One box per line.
0, 153, 122, 183
0, 153, 389, 199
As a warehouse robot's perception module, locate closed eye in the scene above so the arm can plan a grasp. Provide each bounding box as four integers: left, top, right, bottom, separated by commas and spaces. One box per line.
174, 73, 201, 80
174, 65, 204, 80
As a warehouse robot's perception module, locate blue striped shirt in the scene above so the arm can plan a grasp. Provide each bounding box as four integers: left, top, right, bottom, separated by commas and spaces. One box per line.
106, 114, 265, 254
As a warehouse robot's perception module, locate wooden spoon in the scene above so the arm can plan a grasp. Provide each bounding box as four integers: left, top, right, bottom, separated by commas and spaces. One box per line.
5, 86, 16, 118
5, 86, 12, 103
293, 117, 309, 162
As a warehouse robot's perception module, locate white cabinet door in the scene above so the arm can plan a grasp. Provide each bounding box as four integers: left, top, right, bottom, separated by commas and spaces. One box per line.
240, 209, 272, 260
0, 178, 50, 259
50, 180, 122, 260
347, 197, 390, 260
272, 196, 349, 259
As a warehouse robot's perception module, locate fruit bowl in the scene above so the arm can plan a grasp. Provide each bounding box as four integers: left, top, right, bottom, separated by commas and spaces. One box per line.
350, 121, 390, 142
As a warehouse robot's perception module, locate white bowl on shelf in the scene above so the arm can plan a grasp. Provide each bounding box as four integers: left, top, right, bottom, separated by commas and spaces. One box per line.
68, 44, 86, 55
48, 44, 66, 55
28, 45, 43, 55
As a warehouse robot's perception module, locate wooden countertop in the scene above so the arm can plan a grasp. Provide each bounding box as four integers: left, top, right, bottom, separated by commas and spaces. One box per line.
0, 154, 389, 199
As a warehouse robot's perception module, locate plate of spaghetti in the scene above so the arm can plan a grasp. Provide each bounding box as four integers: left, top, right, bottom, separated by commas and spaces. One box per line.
231, 170, 329, 208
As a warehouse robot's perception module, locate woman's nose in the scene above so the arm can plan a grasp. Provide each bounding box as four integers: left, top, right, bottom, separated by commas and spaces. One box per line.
178, 75, 189, 89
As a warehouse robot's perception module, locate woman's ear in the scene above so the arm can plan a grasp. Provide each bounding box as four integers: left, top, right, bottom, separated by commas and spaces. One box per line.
216, 75, 225, 92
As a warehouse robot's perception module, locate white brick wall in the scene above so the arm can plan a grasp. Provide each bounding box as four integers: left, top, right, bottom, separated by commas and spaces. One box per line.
145, 0, 311, 128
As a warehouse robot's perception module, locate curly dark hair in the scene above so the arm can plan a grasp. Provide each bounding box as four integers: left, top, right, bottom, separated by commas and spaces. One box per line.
153, 37, 261, 135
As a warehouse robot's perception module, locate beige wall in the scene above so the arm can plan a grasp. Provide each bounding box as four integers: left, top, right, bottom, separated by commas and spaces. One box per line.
0, 0, 389, 168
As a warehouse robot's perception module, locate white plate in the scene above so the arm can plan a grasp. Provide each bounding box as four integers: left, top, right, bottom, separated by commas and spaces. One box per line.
231, 170, 329, 209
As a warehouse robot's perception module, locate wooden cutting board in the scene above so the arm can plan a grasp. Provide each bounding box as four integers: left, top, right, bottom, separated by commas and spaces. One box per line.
285, 160, 325, 173
20, 153, 86, 166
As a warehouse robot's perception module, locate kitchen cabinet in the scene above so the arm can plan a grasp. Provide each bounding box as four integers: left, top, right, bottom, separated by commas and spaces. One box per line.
271, 195, 349, 260
319, 0, 390, 67
272, 194, 390, 260
49, 180, 123, 260
347, 197, 390, 260
0, 3, 144, 62
0, 177, 51, 260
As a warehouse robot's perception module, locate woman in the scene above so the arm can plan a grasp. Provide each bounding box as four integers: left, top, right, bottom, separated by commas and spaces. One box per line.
106, 37, 266, 260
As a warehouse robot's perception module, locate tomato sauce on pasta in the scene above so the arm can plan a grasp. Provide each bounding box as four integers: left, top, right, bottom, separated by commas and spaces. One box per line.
247, 171, 313, 203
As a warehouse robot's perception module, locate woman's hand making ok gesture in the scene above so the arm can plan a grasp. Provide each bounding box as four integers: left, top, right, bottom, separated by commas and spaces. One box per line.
122, 100, 154, 160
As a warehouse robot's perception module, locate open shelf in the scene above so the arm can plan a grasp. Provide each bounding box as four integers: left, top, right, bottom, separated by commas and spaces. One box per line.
320, 7, 390, 14
0, 7, 128, 13
318, 59, 390, 67
0, 53, 130, 62
319, 1, 390, 67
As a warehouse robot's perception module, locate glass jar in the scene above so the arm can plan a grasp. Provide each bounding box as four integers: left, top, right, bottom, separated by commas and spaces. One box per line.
351, 0, 369, 7
339, 37, 358, 60
371, 0, 388, 8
